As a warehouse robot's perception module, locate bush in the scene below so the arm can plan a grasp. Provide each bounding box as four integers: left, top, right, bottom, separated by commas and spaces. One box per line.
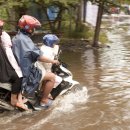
61, 21, 94, 39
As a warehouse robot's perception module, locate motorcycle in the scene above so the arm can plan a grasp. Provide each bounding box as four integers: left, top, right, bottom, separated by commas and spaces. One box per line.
0, 45, 79, 111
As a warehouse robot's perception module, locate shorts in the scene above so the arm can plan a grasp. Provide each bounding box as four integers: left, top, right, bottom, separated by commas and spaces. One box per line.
34, 62, 46, 89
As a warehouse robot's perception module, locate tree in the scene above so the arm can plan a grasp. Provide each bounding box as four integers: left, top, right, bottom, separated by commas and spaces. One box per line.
84, 0, 126, 47
32, 0, 81, 33
0, 0, 82, 33
0, 0, 31, 30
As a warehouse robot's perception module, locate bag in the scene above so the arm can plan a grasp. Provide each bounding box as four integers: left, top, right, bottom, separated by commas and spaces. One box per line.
21, 64, 42, 97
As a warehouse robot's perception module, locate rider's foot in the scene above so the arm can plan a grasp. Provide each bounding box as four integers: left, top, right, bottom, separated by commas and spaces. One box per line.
15, 102, 29, 111
22, 97, 28, 103
48, 94, 54, 100
40, 99, 53, 109
33, 99, 53, 111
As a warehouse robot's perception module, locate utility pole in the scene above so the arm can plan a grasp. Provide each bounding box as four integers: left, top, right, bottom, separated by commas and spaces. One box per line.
92, 1, 105, 47
83, 0, 87, 22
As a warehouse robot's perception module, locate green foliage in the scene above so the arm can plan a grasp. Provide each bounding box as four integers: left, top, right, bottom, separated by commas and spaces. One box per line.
0, 8, 7, 19
99, 32, 108, 44
61, 20, 94, 39
0, 0, 126, 42
72, 24, 94, 40
89, 0, 129, 7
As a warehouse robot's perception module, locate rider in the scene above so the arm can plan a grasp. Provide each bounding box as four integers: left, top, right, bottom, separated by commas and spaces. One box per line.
0, 20, 28, 110
41, 34, 62, 86
12, 15, 59, 110
36, 34, 62, 99
39, 34, 70, 99
41, 34, 60, 72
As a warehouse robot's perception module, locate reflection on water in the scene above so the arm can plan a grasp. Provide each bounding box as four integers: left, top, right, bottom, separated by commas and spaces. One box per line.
1, 19, 130, 130
60, 20, 130, 130
0, 86, 88, 130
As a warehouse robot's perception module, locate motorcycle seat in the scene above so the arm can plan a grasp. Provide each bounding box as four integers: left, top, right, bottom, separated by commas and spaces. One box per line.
0, 82, 12, 91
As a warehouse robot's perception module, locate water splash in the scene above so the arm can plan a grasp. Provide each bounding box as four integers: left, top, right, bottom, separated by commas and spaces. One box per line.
26, 86, 89, 130
53, 86, 89, 112
0, 110, 32, 125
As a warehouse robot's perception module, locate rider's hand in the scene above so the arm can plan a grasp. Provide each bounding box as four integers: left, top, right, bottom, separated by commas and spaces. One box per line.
52, 60, 60, 65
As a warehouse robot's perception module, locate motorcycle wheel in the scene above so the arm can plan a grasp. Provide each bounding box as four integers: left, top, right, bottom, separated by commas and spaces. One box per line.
0, 99, 14, 111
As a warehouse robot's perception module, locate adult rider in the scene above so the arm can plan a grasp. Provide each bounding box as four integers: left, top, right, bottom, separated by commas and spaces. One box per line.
0, 20, 28, 110
12, 15, 59, 110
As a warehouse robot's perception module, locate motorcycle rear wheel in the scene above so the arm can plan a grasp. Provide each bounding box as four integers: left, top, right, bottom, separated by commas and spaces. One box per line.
0, 99, 14, 111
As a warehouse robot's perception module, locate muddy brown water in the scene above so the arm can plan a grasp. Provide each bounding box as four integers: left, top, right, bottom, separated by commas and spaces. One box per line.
1, 21, 130, 130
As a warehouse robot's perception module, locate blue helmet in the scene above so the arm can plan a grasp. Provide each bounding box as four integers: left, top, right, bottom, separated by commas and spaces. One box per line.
43, 34, 59, 47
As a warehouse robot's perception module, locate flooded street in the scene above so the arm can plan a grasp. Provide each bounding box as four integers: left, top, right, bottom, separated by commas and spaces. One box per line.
1, 20, 130, 130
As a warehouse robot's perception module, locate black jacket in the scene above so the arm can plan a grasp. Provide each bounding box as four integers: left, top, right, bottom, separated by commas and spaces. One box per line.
0, 43, 15, 82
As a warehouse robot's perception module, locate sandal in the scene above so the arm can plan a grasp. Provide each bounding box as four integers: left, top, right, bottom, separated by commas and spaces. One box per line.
40, 99, 53, 109
15, 102, 29, 111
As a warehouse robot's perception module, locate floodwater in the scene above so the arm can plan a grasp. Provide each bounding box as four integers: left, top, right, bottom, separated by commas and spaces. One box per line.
1, 18, 130, 130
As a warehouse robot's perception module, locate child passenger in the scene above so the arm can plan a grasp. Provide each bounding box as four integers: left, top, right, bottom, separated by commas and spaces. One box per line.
35, 34, 63, 100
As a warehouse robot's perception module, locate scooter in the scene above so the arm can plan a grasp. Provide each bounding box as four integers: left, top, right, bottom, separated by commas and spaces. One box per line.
0, 46, 79, 111
50, 60, 79, 100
